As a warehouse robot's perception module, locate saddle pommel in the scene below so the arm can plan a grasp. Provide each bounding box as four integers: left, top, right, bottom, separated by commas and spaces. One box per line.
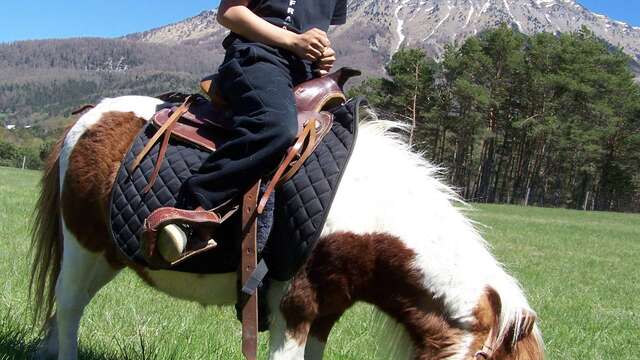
293, 67, 361, 112
331, 67, 362, 89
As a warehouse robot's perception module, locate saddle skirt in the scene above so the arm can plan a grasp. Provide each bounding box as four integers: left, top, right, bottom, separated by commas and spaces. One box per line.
108, 68, 364, 279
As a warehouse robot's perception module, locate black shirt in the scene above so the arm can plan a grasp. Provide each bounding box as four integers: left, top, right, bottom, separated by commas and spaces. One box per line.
249, 0, 347, 33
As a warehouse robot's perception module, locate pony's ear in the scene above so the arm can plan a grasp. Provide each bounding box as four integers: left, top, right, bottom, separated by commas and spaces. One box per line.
486, 287, 502, 324
484, 289, 543, 359
502, 310, 543, 360
487, 289, 538, 349
487, 288, 538, 347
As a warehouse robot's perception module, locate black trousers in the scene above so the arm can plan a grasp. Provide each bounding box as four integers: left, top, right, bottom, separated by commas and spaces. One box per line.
180, 41, 314, 209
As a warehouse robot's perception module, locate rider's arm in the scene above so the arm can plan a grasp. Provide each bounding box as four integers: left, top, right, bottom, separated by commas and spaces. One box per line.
217, 0, 330, 61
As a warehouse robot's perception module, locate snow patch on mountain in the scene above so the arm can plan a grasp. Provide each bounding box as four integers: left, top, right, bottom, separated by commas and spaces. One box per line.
393, 0, 410, 54
126, 0, 640, 76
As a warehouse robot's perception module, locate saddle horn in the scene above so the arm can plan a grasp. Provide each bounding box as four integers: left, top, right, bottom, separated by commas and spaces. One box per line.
329, 67, 362, 90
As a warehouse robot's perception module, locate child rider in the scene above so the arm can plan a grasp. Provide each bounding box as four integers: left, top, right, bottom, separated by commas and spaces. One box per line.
178, 0, 347, 211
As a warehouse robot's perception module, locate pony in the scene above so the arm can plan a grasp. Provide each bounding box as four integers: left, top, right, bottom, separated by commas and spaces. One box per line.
30, 95, 544, 360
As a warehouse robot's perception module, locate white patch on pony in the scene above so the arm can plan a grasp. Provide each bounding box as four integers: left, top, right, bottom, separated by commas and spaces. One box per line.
323, 114, 535, 347
60, 96, 165, 190
269, 332, 306, 360
144, 270, 237, 306
54, 222, 120, 360
267, 281, 307, 360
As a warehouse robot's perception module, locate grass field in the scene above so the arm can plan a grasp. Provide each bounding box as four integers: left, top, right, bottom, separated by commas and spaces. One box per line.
0, 166, 638, 359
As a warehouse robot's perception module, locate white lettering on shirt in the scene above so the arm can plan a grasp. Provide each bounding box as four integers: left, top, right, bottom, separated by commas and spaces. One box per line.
284, 0, 299, 29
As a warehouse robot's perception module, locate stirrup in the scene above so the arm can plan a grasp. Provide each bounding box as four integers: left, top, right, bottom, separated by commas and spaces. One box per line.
141, 206, 236, 269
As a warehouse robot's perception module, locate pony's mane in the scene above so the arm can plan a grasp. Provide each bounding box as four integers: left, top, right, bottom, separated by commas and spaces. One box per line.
357, 108, 542, 357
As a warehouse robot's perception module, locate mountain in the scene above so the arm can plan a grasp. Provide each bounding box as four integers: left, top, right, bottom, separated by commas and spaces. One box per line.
2, 0, 640, 129
128, 0, 640, 76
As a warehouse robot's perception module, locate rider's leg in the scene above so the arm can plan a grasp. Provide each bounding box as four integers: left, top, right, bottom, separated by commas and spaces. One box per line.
179, 43, 306, 210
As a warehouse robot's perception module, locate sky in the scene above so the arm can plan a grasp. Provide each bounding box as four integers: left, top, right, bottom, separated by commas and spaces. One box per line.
0, 0, 639, 43
0, 0, 222, 43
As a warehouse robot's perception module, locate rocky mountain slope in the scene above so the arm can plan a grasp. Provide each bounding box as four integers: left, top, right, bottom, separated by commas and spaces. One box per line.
3, 0, 640, 128
128, 0, 640, 75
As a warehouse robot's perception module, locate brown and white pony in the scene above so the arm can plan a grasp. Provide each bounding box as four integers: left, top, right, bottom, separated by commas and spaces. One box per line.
30, 96, 543, 360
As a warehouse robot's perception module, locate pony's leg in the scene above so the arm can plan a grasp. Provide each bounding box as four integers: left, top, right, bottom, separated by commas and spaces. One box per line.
267, 280, 311, 360
304, 315, 341, 360
52, 226, 120, 360
35, 316, 60, 359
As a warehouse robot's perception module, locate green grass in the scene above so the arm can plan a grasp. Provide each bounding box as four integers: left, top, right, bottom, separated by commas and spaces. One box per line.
0, 166, 638, 359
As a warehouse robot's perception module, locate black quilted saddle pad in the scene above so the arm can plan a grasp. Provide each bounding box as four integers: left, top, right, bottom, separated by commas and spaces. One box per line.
109, 97, 363, 277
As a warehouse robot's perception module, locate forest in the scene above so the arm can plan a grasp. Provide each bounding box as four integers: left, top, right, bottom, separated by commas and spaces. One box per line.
351, 26, 640, 212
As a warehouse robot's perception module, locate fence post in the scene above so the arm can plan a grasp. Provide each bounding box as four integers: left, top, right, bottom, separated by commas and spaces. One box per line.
21, 156, 26, 170
583, 191, 590, 211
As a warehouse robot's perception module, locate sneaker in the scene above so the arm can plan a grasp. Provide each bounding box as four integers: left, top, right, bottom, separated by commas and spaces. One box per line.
157, 224, 188, 262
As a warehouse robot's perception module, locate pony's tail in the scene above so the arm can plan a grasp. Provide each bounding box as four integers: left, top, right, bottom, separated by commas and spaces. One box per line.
29, 134, 65, 330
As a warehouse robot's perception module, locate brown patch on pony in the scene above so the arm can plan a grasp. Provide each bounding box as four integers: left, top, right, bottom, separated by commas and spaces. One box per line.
61, 111, 145, 268
468, 287, 544, 360
29, 126, 71, 330
282, 232, 465, 359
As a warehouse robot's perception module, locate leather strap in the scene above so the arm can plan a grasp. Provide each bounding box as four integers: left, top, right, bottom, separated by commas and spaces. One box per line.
280, 117, 318, 183
475, 318, 498, 359
129, 96, 192, 174
241, 259, 268, 297
143, 120, 176, 193
241, 181, 260, 360
256, 118, 316, 214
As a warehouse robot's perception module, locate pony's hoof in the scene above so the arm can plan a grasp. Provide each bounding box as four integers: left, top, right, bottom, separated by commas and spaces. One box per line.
30, 349, 56, 360
158, 224, 187, 262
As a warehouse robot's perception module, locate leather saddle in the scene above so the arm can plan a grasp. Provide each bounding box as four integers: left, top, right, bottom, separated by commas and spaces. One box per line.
133, 67, 361, 267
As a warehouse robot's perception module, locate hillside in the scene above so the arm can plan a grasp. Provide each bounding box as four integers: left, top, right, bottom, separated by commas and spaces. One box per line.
0, 38, 221, 127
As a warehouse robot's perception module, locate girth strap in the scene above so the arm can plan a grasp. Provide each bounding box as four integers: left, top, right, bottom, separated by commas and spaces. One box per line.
241, 181, 261, 360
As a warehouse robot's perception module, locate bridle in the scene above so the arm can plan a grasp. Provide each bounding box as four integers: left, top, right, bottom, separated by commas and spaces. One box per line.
474, 320, 499, 359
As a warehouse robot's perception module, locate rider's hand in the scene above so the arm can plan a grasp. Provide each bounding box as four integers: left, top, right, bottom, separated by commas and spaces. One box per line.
288, 28, 330, 62
316, 47, 336, 76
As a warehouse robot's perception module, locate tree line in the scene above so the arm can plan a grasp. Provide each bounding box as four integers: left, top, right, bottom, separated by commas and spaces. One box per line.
351, 26, 640, 212
0, 128, 53, 170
